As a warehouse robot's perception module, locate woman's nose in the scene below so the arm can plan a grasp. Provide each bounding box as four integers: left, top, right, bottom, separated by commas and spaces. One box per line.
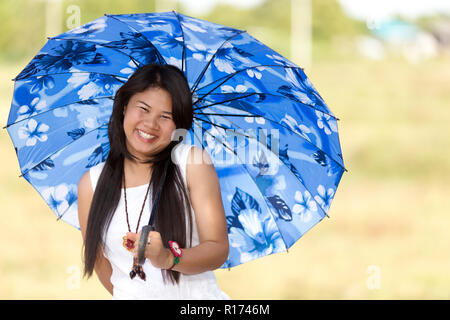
143, 113, 159, 128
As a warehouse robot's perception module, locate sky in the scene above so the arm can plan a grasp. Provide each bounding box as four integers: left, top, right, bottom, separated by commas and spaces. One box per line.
338, 0, 450, 20
177, 0, 264, 15
178, 0, 450, 20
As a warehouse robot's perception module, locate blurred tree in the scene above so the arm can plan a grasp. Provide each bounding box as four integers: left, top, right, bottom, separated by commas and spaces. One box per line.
0, 0, 157, 63
311, 0, 366, 42
201, 0, 366, 60
415, 13, 450, 32
60, 0, 157, 30
200, 0, 293, 59
0, 0, 366, 63
0, 0, 45, 62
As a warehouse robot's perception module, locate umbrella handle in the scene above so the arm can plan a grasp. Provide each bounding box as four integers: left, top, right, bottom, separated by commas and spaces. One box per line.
137, 225, 154, 265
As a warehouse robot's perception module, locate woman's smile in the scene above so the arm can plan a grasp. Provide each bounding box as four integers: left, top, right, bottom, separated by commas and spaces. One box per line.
123, 87, 176, 160
135, 128, 158, 143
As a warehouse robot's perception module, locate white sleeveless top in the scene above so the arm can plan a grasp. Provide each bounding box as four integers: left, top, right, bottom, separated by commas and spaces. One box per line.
89, 143, 230, 300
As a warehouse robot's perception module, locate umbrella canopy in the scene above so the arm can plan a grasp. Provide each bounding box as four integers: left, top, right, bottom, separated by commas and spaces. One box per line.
5, 11, 346, 268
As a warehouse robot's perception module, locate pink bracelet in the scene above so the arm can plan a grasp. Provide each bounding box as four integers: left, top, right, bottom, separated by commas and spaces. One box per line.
168, 241, 182, 270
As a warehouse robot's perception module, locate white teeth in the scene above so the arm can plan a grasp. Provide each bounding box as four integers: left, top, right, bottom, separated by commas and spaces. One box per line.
138, 130, 155, 139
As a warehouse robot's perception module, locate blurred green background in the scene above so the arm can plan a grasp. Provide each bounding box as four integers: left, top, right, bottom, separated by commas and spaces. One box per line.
1, 0, 449, 299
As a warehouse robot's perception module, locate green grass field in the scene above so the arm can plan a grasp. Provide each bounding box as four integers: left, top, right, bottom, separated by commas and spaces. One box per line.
1, 52, 449, 299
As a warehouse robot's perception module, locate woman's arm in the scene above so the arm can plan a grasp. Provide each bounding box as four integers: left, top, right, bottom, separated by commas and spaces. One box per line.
77, 171, 114, 295
131, 146, 229, 274
170, 146, 229, 274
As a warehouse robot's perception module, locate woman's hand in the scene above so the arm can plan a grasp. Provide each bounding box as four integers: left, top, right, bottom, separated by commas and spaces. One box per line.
126, 231, 173, 270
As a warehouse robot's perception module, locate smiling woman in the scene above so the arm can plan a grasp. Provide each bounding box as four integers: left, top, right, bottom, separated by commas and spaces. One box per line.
77, 63, 230, 300
122, 87, 176, 162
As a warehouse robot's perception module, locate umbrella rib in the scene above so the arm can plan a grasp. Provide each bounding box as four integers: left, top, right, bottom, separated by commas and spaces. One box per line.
48, 36, 144, 69
195, 71, 250, 103
196, 113, 261, 117
195, 64, 300, 93
195, 100, 347, 173
11, 70, 128, 83
193, 92, 258, 109
172, 11, 186, 73
192, 116, 253, 138
105, 14, 167, 65
191, 120, 290, 252
5, 95, 114, 129
196, 92, 340, 121
193, 65, 338, 121
190, 30, 246, 93
18, 122, 109, 178
12, 65, 129, 83
195, 109, 335, 220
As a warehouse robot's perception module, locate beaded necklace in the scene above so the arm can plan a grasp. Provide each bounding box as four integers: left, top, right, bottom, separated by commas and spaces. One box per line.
121, 158, 171, 281
121, 169, 152, 252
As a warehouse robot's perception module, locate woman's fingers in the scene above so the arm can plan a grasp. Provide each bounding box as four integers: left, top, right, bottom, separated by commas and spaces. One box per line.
148, 230, 162, 240
129, 229, 166, 263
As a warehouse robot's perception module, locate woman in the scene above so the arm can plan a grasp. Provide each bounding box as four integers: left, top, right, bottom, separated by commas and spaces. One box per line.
77, 63, 230, 299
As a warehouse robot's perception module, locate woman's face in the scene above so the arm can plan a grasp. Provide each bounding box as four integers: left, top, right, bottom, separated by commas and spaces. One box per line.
123, 87, 176, 162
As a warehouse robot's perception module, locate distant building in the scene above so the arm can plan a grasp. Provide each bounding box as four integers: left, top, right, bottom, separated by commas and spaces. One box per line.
357, 19, 439, 63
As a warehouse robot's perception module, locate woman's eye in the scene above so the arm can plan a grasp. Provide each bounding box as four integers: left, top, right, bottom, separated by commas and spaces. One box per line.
138, 106, 171, 119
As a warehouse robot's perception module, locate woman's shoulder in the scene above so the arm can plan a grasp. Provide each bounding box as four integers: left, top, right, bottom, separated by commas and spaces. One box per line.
172, 143, 196, 164
78, 162, 105, 193
173, 143, 211, 167
184, 145, 216, 189
186, 145, 212, 166
90, 162, 106, 190
90, 161, 106, 173
77, 169, 94, 210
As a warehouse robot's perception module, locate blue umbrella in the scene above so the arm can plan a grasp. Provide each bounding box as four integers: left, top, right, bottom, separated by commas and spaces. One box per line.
5, 11, 346, 268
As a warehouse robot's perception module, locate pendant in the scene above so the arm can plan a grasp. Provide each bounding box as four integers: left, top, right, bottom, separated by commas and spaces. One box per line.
129, 257, 146, 281
123, 236, 146, 281
122, 235, 135, 252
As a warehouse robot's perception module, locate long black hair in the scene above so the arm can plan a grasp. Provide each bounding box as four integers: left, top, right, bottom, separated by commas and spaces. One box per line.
83, 63, 194, 285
